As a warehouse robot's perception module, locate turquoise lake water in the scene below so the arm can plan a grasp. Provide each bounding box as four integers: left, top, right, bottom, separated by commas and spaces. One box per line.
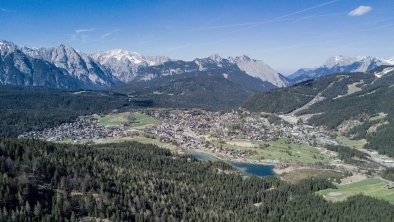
184, 149, 276, 176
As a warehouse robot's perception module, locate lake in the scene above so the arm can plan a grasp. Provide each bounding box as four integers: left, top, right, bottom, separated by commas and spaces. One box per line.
184, 149, 276, 176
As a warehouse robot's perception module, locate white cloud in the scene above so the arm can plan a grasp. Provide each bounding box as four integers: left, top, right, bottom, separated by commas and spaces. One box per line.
75, 28, 96, 33
348, 5, 372, 16
70, 28, 119, 43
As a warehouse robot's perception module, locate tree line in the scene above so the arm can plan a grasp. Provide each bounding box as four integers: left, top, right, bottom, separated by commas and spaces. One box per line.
1, 139, 393, 221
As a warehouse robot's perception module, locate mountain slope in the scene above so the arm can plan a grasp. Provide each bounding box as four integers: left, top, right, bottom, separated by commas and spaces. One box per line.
229, 55, 288, 87
244, 66, 394, 157
134, 56, 277, 92
289, 56, 394, 82
0, 40, 118, 89
23, 44, 118, 87
0, 41, 82, 89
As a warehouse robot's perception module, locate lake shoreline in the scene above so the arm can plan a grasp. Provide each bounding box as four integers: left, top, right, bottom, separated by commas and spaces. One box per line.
184, 148, 277, 176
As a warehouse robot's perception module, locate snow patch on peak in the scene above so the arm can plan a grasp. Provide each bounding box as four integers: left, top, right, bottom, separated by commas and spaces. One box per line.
91, 50, 170, 66
231, 54, 252, 62
0, 40, 18, 55
208, 54, 223, 63
382, 57, 394, 65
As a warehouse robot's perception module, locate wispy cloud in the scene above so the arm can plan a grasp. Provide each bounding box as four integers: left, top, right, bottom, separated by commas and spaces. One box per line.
348, 5, 372, 16
189, 0, 341, 31
70, 28, 120, 43
101, 29, 120, 39
294, 12, 342, 22
75, 28, 96, 33
0, 7, 13, 12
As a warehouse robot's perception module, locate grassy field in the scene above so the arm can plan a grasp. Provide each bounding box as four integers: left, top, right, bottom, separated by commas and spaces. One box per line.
281, 169, 344, 183
336, 136, 367, 149
317, 178, 394, 204
130, 112, 161, 128
210, 138, 331, 164
98, 112, 160, 128
99, 112, 132, 126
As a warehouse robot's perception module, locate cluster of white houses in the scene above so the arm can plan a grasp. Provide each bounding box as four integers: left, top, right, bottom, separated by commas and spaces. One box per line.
19, 118, 134, 142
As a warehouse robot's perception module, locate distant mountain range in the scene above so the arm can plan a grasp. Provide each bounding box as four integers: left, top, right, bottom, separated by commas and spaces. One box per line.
0, 40, 287, 91
288, 55, 394, 83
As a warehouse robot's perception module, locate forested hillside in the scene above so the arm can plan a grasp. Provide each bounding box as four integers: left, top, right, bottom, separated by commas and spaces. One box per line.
1, 139, 393, 221
244, 67, 394, 157
0, 86, 132, 138
115, 69, 269, 110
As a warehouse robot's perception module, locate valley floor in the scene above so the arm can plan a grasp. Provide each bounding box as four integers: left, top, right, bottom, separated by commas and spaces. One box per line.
18, 108, 394, 203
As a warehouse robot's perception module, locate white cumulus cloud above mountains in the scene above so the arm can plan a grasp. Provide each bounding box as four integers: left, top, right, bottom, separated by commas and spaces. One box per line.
348, 5, 372, 16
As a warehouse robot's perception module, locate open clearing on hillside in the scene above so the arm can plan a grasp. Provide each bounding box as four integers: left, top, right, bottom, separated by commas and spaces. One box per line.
281, 169, 344, 183
99, 112, 160, 128
336, 136, 367, 149
210, 138, 331, 164
335, 80, 363, 99
317, 178, 394, 204
369, 112, 388, 122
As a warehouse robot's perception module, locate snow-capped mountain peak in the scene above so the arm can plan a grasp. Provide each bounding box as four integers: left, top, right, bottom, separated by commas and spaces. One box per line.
0, 40, 18, 55
289, 55, 394, 82
95, 49, 145, 64
323, 55, 369, 68
233, 54, 252, 62
0, 40, 288, 90
208, 54, 223, 63
382, 57, 394, 65
90, 50, 170, 82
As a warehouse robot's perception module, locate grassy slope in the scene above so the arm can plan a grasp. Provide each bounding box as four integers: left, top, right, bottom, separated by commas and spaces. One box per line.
317, 178, 394, 204
336, 136, 367, 150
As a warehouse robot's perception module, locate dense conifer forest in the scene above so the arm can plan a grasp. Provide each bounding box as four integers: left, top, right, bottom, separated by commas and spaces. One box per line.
0, 86, 132, 138
0, 139, 393, 221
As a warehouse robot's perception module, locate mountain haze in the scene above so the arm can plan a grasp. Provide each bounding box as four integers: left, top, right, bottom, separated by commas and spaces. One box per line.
289, 55, 394, 83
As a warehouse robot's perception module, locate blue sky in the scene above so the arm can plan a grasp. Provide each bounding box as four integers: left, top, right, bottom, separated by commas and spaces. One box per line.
1, 0, 393, 74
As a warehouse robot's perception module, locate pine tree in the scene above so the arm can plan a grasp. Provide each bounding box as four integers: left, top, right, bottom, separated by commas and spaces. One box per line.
34, 202, 42, 217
